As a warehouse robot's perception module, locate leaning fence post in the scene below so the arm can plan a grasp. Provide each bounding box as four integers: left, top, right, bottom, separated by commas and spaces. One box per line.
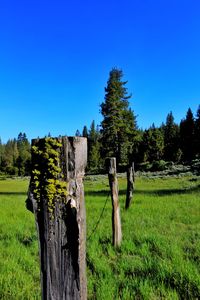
26, 136, 87, 300
125, 162, 135, 209
107, 157, 122, 247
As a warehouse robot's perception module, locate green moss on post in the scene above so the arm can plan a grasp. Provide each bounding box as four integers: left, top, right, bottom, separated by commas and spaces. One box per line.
31, 137, 67, 217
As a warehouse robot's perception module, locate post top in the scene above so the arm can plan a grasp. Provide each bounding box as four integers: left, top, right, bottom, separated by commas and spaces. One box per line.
107, 157, 117, 175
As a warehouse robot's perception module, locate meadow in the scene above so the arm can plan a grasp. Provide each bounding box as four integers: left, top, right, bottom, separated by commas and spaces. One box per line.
0, 174, 200, 299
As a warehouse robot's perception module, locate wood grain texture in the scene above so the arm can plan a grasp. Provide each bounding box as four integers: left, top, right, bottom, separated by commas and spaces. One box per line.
27, 137, 87, 300
108, 157, 122, 247
125, 162, 135, 209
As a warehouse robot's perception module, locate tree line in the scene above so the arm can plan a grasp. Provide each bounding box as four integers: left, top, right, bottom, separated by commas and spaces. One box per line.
1, 68, 199, 175
76, 68, 200, 173
0, 133, 31, 176
76, 107, 200, 174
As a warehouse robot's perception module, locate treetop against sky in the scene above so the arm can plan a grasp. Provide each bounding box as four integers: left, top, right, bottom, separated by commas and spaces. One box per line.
0, 0, 199, 142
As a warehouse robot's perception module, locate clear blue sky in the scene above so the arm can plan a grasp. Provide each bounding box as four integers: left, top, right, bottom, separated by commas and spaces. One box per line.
0, 0, 200, 142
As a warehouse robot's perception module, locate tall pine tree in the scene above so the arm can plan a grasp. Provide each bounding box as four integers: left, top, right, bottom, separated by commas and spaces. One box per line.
82, 126, 88, 138
100, 68, 136, 167
140, 125, 164, 163
16, 132, 31, 175
194, 105, 200, 158
180, 108, 195, 162
163, 112, 180, 162
88, 120, 101, 173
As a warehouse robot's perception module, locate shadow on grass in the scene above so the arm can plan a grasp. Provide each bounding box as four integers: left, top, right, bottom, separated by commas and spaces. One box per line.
0, 191, 27, 196
85, 184, 200, 197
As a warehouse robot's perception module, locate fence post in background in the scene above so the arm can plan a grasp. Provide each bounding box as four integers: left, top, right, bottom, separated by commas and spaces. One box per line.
125, 162, 135, 209
26, 136, 87, 300
107, 157, 122, 247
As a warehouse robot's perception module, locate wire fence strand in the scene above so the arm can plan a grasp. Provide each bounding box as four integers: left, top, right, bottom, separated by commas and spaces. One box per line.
87, 191, 110, 241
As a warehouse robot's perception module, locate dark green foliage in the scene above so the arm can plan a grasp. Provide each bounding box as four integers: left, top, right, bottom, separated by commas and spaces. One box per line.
1, 86, 200, 175
16, 133, 31, 176
139, 125, 164, 163
73, 104, 200, 172
100, 68, 137, 167
135, 107, 199, 170
75, 129, 81, 137
82, 125, 88, 138
151, 160, 167, 171
180, 108, 195, 162
0, 139, 4, 169
0, 132, 31, 176
163, 112, 181, 162
87, 121, 102, 173
194, 105, 200, 158
0, 139, 19, 175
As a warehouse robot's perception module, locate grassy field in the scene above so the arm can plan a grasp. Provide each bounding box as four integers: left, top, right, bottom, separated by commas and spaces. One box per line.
0, 175, 200, 299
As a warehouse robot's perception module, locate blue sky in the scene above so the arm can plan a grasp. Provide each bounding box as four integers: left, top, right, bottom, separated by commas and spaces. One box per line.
0, 0, 200, 142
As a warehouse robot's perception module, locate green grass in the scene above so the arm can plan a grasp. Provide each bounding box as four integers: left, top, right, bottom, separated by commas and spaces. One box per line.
0, 179, 40, 299
0, 176, 200, 299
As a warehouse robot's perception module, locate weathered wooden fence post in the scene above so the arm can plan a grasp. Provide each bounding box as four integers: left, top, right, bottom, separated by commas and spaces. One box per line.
107, 157, 122, 247
26, 136, 87, 300
125, 162, 135, 209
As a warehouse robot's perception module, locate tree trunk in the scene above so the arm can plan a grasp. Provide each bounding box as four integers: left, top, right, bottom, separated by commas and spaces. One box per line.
26, 136, 87, 300
108, 157, 122, 247
125, 162, 135, 209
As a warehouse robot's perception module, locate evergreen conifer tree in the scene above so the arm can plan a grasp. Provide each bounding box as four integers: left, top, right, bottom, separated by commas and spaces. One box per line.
194, 105, 200, 157
180, 108, 195, 161
0, 138, 3, 169
75, 129, 81, 137
140, 125, 164, 163
1, 139, 19, 175
100, 68, 136, 167
163, 112, 180, 162
82, 126, 88, 138
88, 120, 101, 173
16, 132, 31, 175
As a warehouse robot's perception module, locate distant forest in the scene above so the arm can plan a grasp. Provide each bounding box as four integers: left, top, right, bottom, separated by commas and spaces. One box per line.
1, 68, 200, 176
0, 107, 199, 176
76, 106, 200, 173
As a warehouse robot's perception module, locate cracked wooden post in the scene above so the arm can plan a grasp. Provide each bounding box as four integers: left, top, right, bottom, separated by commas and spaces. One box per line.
125, 162, 135, 209
108, 157, 122, 247
26, 136, 87, 300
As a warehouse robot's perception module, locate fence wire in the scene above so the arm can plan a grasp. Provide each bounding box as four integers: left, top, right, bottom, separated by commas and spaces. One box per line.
87, 191, 110, 241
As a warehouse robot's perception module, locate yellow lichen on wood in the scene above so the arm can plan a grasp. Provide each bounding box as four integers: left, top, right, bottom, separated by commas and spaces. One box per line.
31, 137, 68, 216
